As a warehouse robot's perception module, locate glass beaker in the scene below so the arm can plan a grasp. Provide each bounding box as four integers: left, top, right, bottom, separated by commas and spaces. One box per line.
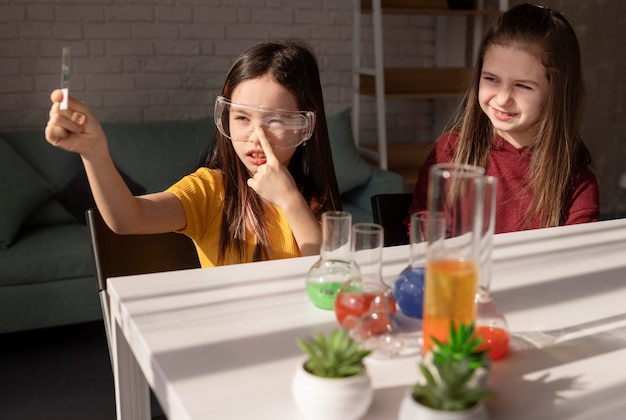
389, 211, 444, 319
422, 163, 485, 355
475, 176, 510, 360
334, 223, 396, 339
305, 211, 354, 310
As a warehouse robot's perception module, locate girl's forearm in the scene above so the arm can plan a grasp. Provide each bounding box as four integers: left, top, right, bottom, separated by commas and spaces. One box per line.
281, 195, 322, 256
81, 154, 144, 234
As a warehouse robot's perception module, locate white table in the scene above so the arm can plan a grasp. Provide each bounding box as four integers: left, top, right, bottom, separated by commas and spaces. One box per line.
108, 218, 626, 420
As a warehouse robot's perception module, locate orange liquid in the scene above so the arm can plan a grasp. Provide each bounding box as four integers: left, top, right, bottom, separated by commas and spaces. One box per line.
422, 259, 477, 355
476, 326, 509, 361
334, 293, 396, 336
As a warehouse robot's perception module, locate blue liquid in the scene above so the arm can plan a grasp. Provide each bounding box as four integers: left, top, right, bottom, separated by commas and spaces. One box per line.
393, 266, 425, 318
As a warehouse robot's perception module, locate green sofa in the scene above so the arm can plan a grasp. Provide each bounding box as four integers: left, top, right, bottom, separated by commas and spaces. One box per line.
0, 108, 403, 334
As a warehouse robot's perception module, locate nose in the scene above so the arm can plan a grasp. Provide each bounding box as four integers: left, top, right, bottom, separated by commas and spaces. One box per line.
494, 86, 513, 106
246, 126, 261, 143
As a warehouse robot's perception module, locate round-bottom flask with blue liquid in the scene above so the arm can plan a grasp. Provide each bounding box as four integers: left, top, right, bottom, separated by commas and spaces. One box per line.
393, 265, 425, 318
389, 211, 444, 319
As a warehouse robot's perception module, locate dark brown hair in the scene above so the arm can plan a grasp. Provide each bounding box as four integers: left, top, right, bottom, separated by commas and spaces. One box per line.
206, 40, 341, 263
448, 3, 591, 227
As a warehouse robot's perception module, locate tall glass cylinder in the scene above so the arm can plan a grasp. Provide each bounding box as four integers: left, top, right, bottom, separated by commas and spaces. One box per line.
305, 211, 354, 310
422, 163, 485, 355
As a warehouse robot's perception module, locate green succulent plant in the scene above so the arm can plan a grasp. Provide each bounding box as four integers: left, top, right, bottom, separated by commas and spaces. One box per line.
296, 328, 371, 378
412, 322, 494, 411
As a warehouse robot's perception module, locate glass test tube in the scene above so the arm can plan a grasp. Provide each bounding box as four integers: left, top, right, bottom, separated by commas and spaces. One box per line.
60, 47, 70, 110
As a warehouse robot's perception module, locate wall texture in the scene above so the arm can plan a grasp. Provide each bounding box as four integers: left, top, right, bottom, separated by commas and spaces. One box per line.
0, 0, 357, 126
1, 0, 624, 217
0, 0, 436, 139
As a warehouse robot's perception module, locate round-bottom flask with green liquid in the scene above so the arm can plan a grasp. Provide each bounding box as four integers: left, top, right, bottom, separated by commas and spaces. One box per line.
306, 259, 356, 309
305, 211, 353, 310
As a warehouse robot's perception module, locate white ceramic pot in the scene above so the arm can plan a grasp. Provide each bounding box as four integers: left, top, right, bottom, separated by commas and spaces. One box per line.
398, 389, 488, 420
291, 361, 373, 420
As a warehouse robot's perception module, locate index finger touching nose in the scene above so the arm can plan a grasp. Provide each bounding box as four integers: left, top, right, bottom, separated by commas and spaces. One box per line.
256, 127, 277, 163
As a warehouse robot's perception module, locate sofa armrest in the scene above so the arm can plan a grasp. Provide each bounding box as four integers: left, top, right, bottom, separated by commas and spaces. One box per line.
340, 167, 404, 222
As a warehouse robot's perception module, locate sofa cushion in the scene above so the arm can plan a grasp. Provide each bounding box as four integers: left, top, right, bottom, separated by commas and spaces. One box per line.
0, 137, 56, 249
1, 130, 82, 189
22, 199, 77, 228
327, 108, 375, 194
103, 117, 215, 193
0, 224, 93, 286
56, 166, 146, 223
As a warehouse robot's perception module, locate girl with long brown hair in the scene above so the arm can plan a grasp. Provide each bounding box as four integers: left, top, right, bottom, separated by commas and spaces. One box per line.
45, 40, 341, 266
408, 3, 599, 233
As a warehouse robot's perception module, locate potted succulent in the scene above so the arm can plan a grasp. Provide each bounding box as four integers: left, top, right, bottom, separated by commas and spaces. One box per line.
398, 322, 494, 420
292, 328, 373, 420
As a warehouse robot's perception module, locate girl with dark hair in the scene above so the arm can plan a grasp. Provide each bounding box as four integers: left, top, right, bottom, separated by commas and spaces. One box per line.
408, 3, 599, 233
45, 39, 341, 267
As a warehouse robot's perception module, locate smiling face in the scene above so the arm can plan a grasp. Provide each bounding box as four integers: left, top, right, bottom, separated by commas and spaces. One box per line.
478, 44, 550, 148
228, 74, 301, 174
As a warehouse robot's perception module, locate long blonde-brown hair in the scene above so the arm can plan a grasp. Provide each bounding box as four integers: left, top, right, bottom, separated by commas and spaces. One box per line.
448, 3, 591, 228
205, 40, 342, 264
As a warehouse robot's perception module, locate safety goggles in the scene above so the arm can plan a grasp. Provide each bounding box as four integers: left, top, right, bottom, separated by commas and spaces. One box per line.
214, 96, 315, 149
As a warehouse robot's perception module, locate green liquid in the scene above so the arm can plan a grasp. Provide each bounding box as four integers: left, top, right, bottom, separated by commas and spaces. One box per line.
306, 282, 344, 310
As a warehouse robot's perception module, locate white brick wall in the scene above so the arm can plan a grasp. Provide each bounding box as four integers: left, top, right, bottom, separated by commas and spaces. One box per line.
0, 0, 439, 146
5, 1, 623, 219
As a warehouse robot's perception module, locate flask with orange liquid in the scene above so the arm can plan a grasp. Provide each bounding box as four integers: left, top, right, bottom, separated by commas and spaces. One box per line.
475, 176, 510, 360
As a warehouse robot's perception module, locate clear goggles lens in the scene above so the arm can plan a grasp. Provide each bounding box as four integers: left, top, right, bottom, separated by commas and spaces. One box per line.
214, 96, 315, 149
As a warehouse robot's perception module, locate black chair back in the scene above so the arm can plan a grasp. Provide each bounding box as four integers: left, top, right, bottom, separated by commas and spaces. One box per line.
86, 208, 201, 293
370, 193, 412, 247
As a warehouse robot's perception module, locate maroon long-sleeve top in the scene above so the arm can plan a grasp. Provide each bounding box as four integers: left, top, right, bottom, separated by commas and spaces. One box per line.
407, 132, 600, 234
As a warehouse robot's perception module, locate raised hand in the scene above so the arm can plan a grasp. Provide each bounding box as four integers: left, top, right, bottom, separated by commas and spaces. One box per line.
246, 127, 300, 209
45, 89, 108, 159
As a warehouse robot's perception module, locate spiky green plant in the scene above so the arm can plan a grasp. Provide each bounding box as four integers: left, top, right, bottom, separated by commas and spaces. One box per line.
296, 328, 371, 378
412, 322, 494, 411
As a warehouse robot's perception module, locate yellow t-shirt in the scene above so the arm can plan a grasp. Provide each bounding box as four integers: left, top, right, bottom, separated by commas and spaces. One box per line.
166, 168, 301, 267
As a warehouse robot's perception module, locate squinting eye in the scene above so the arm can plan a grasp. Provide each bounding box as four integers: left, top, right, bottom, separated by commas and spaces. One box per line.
516, 84, 532, 90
